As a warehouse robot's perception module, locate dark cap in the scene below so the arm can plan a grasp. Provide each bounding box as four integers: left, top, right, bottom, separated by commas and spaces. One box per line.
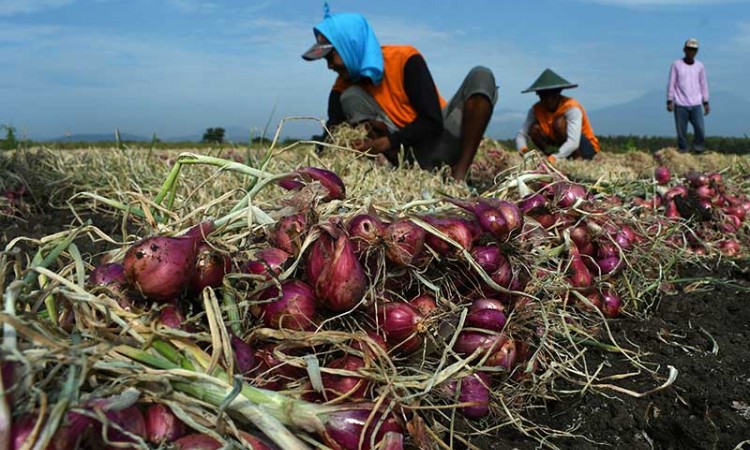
302, 41, 334, 61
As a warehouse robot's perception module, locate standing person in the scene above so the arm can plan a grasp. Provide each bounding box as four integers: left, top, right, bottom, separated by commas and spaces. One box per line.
301, 9, 497, 181
667, 38, 710, 153
515, 69, 600, 163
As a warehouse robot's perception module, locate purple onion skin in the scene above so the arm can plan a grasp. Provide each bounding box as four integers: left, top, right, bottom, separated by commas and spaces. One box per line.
307, 223, 367, 312
378, 302, 423, 353
423, 216, 474, 256
455, 372, 491, 419
466, 308, 507, 332
123, 235, 199, 301
321, 404, 403, 450
95, 405, 146, 448
87, 262, 127, 288
230, 334, 258, 375
322, 355, 369, 400
268, 214, 308, 256
11, 415, 37, 450
347, 214, 386, 254
173, 434, 222, 450
243, 247, 291, 280
553, 182, 588, 208
145, 404, 187, 444
383, 220, 426, 267
183, 220, 216, 242
301, 167, 346, 201
239, 431, 281, 450
518, 194, 547, 214
595, 256, 621, 275
601, 291, 623, 318
453, 331, 502, 356
189, 243, 231, 294
470, 245, 503, 274
259, 280, 317, 331
159, 304, 187, 330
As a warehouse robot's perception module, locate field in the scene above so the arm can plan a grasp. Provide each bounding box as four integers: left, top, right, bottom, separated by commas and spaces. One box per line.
1, 138, 750, 450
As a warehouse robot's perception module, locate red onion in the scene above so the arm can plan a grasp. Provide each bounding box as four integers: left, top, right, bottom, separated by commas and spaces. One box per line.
377, 302, 423, 353
423, 216, 474, 256
470, 245, 503, 274
664, 200, 681, 220
409, 294, 438, 316
695, 185, 715, 199
708, 172, 723, 186
173, 434, 222, 450
685, 170, 708, 188
654, 166, 671, 185
721, 215, 742, 233
717, 240, 741, 256
91, 405, 146, 448
450, 371, 491, 419
238, 431, 280, 450
242, 247, 291, 280
299, 167, 347, 200
87, 262, 127, 289
466, 308, 507, 332
123, 235, 199, 301
230, 334, 258, 375
145, 404, 186, 444
322, 355, 368, 400
662, 185, 688, 202
577, 291, 603, 313
469, 298, 505, 312
595, 256, 621, 275
258, 280, 317, 331
447, 198, 510, 241
569, 224, 592, 250
189, 242, 231, 294
488, 253, 513, 289
517, 193, 547, 214
566, 235, 593, 289
347, 214, 386, 254
268, 213, 308, 256
383, 219, 426, 267
253, 344, 306, 391
453, 330, 502, 356
723, 205, 746, 222
552, 182, 588, 208
486, 338, 517, 370
600, 291, 622, 318
320, 403, 403, 450
491, 199, 524, 237
307, 225, 368, 312
10, 415, 38, 450
158, 303, 188, 330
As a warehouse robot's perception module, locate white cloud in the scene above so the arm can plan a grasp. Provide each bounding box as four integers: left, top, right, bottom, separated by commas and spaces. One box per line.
166, 0, 217, 14
0, 0, 73, 16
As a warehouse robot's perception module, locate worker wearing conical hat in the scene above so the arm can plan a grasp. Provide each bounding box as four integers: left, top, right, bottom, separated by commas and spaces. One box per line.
515, 69, 600, 163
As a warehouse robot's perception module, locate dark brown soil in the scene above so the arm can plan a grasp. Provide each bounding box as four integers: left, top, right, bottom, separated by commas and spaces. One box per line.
2, 207, 750, 450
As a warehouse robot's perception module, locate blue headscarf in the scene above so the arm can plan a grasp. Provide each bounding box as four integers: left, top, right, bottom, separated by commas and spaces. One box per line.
314, 8, 384, 85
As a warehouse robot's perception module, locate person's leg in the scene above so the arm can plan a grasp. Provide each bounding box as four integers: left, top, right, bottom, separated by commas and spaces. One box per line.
430, 66, 498, 180
674, 105, 689, 152
690, 105, 706, 153
575, 135, 597, 160
340, 86, 398, 134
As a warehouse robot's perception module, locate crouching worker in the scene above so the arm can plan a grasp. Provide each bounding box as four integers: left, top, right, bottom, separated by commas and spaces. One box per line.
515, 69, 600, 163
302, 9, 497, 181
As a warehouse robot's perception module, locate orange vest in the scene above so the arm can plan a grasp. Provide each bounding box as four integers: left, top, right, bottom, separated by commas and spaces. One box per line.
532, 96, 600, 152
333, 45, 446, 128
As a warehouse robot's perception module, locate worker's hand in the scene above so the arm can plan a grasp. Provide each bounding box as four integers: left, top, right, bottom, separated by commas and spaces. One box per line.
703, 102, 710, 116
353, 136, 391, 154
666, 100, 675, 113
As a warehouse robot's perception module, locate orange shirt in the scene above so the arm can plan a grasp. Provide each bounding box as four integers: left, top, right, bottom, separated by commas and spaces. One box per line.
332, 45, 446, 128
533, 96, 600, 152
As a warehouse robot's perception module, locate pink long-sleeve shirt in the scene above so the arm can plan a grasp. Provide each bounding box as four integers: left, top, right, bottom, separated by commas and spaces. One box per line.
667, 59, 709, 107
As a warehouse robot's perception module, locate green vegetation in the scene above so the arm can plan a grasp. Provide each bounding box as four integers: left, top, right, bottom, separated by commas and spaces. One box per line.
202, 127, 226, 144
497, 134, 750, 154
1, 124, 19, 150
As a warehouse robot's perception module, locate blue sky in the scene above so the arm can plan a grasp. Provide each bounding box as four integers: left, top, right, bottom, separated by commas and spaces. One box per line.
1, 0, 749, 140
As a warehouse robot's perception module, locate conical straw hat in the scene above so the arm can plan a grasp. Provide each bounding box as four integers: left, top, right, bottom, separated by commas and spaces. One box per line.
522, 68, 578, 93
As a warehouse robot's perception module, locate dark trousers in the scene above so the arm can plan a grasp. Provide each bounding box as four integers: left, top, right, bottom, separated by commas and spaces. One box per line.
674, 105, 705, 152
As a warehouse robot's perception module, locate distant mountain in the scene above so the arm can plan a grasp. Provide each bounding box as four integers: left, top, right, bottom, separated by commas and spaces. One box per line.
589, 90, 749, 137
46, 132, 150, 142
487, 90, 749, 139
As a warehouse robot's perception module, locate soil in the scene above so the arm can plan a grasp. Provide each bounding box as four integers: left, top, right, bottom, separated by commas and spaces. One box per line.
2, 207, 750, 450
